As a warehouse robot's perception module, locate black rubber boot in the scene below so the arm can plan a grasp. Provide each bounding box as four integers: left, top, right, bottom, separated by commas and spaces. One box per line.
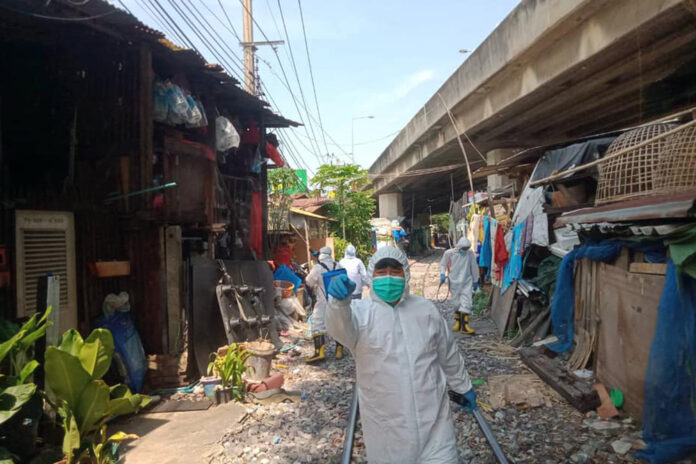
306, 334, 326, 364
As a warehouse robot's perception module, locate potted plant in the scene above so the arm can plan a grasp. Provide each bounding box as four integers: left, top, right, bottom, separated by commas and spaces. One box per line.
207, 344, 250, 404
44, 328, 151, 464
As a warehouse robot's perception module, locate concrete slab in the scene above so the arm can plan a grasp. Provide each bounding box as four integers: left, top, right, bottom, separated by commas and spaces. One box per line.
118, 401, 246, 464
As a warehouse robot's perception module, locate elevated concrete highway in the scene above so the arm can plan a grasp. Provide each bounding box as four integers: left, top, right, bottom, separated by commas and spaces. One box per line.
369, 0, 696, 218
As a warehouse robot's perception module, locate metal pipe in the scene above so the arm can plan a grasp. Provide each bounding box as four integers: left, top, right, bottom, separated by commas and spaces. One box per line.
473, 409, 510, 464
341, 385, 359, 464
104, 182, 177, 203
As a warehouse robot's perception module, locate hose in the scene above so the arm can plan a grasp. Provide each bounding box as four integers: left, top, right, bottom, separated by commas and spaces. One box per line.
436, 278, 450, 302
473, 409, 510, 464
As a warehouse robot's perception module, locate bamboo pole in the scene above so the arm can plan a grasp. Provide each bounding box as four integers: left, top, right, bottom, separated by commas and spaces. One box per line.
437, 92, 475, 192
529, 119, 696, 187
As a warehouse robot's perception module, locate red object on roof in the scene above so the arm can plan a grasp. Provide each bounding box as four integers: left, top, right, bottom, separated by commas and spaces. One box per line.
265, 142, 285, 167
242, 121, 261, 145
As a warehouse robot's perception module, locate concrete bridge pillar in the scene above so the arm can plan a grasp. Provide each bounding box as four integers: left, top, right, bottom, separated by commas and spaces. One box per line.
486, 148, 516, 191
378, 193, 403, 219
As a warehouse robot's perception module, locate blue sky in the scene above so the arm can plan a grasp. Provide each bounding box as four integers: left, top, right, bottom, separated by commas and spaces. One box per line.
118, 0, 519, 174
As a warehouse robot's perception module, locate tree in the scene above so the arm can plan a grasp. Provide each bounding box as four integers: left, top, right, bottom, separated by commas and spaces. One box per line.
311, 164, 370, 239
312, 164, 375, 260
431, 213, 450, 233
267, 167, 303, 250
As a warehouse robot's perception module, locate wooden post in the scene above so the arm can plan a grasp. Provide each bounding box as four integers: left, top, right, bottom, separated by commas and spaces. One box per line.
304, 218, 312, 270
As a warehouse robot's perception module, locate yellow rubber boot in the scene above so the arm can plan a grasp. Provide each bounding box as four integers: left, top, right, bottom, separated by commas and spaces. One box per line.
335, 343, 344, 360
453, 312, 461, 332
461, 313, 476, 335
307, 334, 326, 364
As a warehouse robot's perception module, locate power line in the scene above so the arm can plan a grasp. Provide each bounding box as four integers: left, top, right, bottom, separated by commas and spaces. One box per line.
0, 3, 117, 21
296, 0, 330, 158
180, 0, 247, 80
235, 0, 323, 164
214, 0, 243, 42
274, 0, 325, 159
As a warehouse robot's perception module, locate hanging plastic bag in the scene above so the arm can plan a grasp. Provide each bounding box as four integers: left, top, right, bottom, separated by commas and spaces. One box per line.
184, 94, 203, 127
166, 82, 188, 125
153, 81, 168, 122
196, 98, 208, 128
216, 116, 241, 151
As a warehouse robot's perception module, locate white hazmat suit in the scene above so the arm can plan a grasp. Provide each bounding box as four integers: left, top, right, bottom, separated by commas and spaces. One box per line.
327, 246, 472, 463
305, 246, 342, 335
338, 245, 370, 298
440, 237, 479, 315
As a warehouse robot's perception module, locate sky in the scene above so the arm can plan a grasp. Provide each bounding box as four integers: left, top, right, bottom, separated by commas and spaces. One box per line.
118, 0, 520, 175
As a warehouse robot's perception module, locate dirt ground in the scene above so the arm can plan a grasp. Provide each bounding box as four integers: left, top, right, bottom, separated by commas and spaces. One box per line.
126, 249, 658, 464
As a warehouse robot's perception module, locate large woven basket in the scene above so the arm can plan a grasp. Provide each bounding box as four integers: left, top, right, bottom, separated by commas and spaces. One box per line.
655, 124, 696, 194
595, 124, 676, 205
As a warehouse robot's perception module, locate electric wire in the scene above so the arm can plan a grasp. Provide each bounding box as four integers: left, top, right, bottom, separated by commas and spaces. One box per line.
296, 0, 330, 158
235, 0, 324, 164
275, 0, 325, 160
179, 0, 247, 80
148, 0, 198, 49
135, 0, 183, 44
0, 3, 117, 21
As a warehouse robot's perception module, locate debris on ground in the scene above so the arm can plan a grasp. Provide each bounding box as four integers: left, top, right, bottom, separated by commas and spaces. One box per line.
207, 251, 654, 463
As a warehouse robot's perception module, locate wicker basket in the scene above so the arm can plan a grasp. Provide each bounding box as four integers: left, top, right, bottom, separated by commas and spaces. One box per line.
595, 124, 676, 205
655, 124, 696, 194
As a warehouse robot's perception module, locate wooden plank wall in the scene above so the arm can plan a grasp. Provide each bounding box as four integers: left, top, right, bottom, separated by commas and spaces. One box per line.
596, 262, 663, 418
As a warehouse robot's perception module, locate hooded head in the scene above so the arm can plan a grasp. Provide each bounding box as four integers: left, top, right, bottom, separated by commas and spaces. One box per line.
368, 247, 410, 305
345, 244, 356, 258
455, 237, 471, 251
318, 246, 333, 262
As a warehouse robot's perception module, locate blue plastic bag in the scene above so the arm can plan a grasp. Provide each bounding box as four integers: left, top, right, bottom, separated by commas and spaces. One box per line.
96, 310, 147, 393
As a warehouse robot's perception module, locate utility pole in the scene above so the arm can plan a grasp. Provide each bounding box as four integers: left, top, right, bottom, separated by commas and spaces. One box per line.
242, 0, 255, 94
241, 0, 284, 96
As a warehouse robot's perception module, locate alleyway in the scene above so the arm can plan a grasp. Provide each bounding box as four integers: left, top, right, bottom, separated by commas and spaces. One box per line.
209, 250, 646, 464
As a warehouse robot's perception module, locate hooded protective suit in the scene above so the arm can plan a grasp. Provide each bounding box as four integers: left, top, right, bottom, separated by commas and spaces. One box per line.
440, 237, 479, 314
338, 245, 370, 297
327, 246, 472, 463
306, 246, 342, 335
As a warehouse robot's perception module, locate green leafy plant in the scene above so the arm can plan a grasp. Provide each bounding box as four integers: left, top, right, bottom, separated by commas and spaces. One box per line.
312, 164, 375, 257
45, 329, 151, 464
90, 426, 138, 464
0, 307, 53, 431
207, 344, 250, 400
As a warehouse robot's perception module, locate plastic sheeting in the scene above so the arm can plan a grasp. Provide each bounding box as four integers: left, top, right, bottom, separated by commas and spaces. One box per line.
636, 261, 696, 463
547, 240, 665, 354
530, 137, 616, 181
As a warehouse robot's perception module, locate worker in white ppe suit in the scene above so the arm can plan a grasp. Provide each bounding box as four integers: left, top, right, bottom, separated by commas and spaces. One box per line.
305, 246, 344, 362
326, 246, 477, 463
338, 244, 370, 299
440, 237, 479, 334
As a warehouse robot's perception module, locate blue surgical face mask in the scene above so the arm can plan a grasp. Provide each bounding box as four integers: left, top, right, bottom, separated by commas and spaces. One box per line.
373, 276, 405, 305
459, 249, 468, 255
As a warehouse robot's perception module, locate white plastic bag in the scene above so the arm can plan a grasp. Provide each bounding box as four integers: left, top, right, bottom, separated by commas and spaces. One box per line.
215, 116, 241, 151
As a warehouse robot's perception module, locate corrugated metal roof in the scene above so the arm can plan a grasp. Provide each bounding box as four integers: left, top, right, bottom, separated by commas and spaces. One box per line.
555, 191, 696, 226
3, 0, 299, 128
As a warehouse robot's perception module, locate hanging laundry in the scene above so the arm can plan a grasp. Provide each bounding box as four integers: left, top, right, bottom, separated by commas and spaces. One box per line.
502, 221, 525, 293
490, 219, 499, 285
532, 213, 549, 247
478, 216, 492, 270
467, 214, 482, 255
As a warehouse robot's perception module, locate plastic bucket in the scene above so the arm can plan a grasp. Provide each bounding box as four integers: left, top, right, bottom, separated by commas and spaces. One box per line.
273, 280, 294, 298
201, 376, 221, 399
246, 344, 275, 381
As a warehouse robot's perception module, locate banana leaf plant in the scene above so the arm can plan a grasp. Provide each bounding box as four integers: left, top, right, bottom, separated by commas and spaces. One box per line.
0, 307, 52, 425
207, 344, 250, 401
45, 328, 151, 464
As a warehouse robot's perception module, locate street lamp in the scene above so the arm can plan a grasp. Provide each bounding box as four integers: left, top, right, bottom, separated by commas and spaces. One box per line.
351, 115, 375, 163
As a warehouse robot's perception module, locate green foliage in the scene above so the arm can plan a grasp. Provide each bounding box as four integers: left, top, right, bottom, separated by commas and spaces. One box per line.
0, 307, 52, 431
431, 213, 450, 233
45, 329, 150, 464
90, 426, 137, 464
333, 237, 348, 264
268, 167, 303, 197
207, 344, 250, 400
472, 290, 489, 316
312, 164, 375, 259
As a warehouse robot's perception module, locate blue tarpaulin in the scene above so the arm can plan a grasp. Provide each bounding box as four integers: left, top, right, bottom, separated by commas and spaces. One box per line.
547, 240, 665, 353
636, 261, 696, 463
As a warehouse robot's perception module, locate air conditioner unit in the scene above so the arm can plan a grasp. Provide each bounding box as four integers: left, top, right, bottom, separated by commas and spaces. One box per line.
15, 211, 77, 334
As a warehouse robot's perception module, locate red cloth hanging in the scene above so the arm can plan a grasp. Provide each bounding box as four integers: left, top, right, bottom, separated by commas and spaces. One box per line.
249, 191, 263, 258
265, 142, 285, 167
242, 121, 261, 145
494, 226, 510, 267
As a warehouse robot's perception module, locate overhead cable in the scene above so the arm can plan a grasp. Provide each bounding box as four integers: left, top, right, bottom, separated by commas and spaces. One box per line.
296, 0, 330, 158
